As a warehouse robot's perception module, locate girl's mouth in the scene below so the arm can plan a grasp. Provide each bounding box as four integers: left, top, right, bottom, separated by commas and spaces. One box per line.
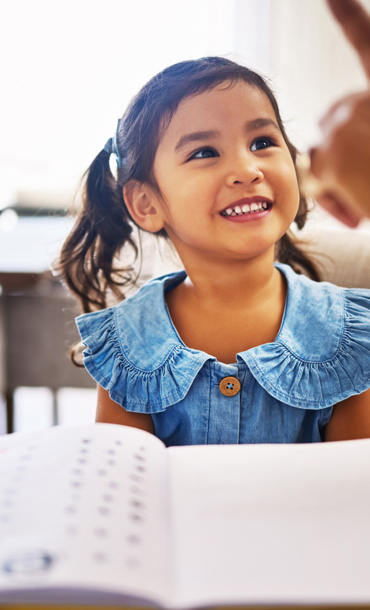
220, 200, 272, 218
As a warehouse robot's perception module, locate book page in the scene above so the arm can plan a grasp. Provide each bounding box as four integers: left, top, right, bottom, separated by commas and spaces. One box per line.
167, 440, 370, 609
0, 423, 171, 606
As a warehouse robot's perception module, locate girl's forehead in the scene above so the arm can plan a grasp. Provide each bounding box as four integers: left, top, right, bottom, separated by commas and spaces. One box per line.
162, 82, 276, 140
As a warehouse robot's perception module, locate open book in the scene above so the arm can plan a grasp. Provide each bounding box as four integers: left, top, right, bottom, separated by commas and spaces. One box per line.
1, 423, 370, 607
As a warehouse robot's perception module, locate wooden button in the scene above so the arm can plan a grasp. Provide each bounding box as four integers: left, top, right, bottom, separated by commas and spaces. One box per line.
219, 376, 241, 397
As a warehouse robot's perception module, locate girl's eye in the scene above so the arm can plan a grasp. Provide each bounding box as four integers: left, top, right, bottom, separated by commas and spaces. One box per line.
189, 147, 218, 160
250, 137, 276, 152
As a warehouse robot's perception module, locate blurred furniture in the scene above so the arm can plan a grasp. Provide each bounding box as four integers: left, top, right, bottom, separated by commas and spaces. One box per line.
0, 215, 155, 434
0, 272, 95, 433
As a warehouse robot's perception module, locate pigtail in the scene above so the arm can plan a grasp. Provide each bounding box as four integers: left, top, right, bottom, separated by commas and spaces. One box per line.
58, 149, 138, 313
277, 232, 320, 281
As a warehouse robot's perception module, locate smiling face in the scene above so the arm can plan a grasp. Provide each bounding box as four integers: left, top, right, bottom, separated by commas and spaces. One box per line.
139, 81, 300, 268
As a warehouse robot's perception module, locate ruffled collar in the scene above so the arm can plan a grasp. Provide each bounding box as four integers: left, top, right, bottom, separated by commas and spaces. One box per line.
78, 263, 370, 411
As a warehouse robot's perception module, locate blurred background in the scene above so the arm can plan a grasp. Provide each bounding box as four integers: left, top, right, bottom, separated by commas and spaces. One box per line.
1, 0, 369, 435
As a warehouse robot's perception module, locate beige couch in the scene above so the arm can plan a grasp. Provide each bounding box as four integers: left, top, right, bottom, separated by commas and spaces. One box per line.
298, 226, 370, 289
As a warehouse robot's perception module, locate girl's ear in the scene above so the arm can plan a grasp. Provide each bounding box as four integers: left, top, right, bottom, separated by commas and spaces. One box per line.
123, 181, 165, 233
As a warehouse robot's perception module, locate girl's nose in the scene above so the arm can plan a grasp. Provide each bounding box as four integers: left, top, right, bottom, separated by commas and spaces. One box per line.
225, 155, 264, 187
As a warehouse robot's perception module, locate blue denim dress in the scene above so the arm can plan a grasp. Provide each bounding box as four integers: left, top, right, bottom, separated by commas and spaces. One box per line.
76, 263, 370, 446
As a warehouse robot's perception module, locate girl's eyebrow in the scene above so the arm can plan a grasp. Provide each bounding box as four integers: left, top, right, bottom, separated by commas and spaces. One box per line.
246, 117, 280, 133
175, 130, 219, 152
174, 117, 280, 153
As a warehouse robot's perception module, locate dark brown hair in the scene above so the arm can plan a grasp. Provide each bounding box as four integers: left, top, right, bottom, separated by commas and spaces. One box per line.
59, 56, 319, 313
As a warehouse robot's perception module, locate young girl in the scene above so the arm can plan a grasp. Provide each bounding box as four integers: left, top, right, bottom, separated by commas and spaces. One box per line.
59, 57, 370, 445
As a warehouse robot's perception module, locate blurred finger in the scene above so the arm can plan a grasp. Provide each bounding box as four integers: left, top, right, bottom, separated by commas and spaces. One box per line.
315, 193, 362, 228
325, 0, 370, 78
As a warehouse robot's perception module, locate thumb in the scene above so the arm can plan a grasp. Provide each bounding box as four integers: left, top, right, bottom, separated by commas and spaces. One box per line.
325, 0, 370, 79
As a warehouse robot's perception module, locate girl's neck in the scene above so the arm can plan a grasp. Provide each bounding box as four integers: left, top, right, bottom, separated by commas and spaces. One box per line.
165, 250, 286, 363
178, 249, 279, 310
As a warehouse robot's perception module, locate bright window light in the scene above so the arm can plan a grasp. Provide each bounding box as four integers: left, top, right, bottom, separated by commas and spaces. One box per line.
1, 0, 230, 208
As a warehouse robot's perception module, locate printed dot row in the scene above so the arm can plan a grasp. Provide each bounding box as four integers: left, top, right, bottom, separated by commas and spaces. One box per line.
66, 526, 142, 546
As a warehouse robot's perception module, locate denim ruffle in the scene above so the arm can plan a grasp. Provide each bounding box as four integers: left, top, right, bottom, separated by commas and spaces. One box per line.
76, 304, 210, 413
242, 290, 370, 409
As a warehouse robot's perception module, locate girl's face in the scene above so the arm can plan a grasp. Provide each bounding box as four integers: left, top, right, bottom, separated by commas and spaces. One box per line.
151, 81, 300, 266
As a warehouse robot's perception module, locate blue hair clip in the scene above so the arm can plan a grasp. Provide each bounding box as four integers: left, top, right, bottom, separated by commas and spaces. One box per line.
103, 119, 122, 169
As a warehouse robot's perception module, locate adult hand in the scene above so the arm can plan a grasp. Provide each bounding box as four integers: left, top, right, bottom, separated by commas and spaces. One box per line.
309, 0, 370, 227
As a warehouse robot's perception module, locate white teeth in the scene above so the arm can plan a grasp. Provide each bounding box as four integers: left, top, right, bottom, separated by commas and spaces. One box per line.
222, 201, 270, 216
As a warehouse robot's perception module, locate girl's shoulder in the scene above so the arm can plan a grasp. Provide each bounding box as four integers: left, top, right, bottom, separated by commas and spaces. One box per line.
240, 262, 370, 409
